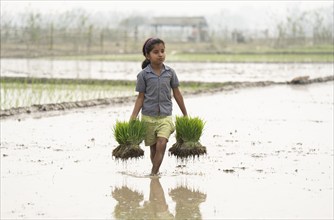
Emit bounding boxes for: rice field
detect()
[0,77,136,110]
[1,59,332,112]
[0,77,225,111]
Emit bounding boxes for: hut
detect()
[149,16,209,42]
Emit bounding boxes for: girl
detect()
[130,37,188,176]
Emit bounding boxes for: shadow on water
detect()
[111,178,207,219]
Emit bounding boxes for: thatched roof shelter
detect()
[149,16,209,42]
[150,16,208,27]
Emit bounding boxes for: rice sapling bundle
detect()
[112,119,146,160]
[169,116,206,158]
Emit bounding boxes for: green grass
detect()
[175,116,205,143]
[113,119,146,145]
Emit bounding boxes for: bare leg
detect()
[150,137,167,175]
[150,144,157,164]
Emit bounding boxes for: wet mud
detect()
[1,81,333,219]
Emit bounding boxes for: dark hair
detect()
[141,37,165,69]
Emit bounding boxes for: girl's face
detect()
[146,43,165,65]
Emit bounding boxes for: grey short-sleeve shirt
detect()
[136,64,179,116]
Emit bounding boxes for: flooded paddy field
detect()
[1,58,333,82]
[1,81,333,219]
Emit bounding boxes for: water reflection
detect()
[112,178,173,219]
[111,178,207,220]
[112,185,144,219]
[143,178,174,219]
[2,59,332,82]
[169,185,207,220]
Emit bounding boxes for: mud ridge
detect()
[0,96,136,118]
[180,75,333,95]
[1,75,333,118]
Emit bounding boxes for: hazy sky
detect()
[1,0,333,16]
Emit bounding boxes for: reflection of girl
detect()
[130,38,188,176]
[111,179,174,220]
[143,178,174,219]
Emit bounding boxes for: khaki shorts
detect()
[141,114,175,146]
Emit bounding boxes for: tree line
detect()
[1,6,333,58]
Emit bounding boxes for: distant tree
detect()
[312,8,333,44]
[118,15,147,51]
[49,22,54,51]
[87,24,93,53]
[275,22,287,48]
[20,11,42,56]
[0,11,13,44]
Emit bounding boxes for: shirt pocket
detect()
[160,74,172,90]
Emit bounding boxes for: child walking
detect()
[130,37,188,176]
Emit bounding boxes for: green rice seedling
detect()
[112,119,146,160]
[169,116,207,158]
[175,116,204,143]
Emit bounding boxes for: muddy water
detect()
[1,83,333,219]
[1,58,333,82]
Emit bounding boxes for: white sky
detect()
[1,0,333,16]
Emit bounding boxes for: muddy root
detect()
[112,144,144,160]
[169,141,207,158]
